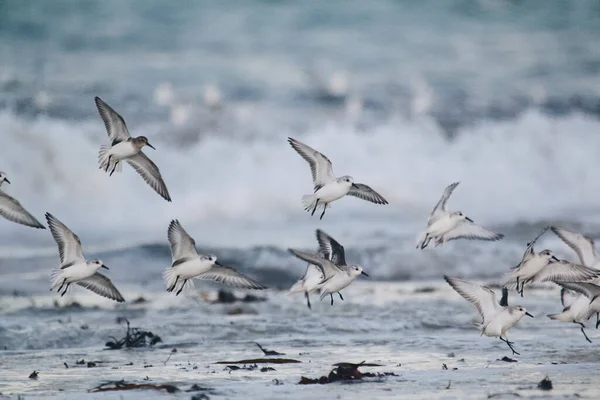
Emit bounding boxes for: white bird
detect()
[0,172,45,229]
[503,227,600,296]
[416,182,503,249]
[288,231,369,306]
[46,213,124,302]
[162,220,267,295]
[556,281,600,333]
[444,276,533,355]
[288,137,388,219]
[547,226,600,342]
[288,249,326,310]
[94,96,172,202]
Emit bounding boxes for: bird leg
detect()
[109,161,118,176]
[176,279,187,296]
[57,279,67,293]
[578,322,592,343]
[596,313,600,329]
[330,293,334,306]
[420,235,432,250]
[519,281,525,297]
[305,292,311,310]
[499,336,520,355]
[515,277,519,294]
[61,283,70,297]
[311,200,319,216]
[168,275,180,292]
[338,292,344,301]
[105,155,112,172]
[319,204,327,220]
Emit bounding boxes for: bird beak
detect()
[465,216,474,223]
[361,271,369,277]
[551,255,559,262]
[525,312,534,318]
[4,178,10,184]
[351,183,359,189]
[146,142,156,150]
[101,265,109,270]
[214,260,223,267]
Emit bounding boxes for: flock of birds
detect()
[2,96,600,355]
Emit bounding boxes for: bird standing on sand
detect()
[46,213,124,302]
[416,182,504,249]
[0,172,45,229]
[287,137,388,220]
[444,275,533,355]
[163,220,267,295]
[94,96,171,202]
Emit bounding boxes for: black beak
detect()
[551,255,559,262]
[101,265,109,270]
[4,178,10,184]
[465,216,474,223]
[361,271,369,277]
[146,143,156,150]
[351,183,359,189]
[214,260,223,267]
[525,312,534,318]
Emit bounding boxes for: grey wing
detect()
[288,248,342,278]
[429,182,460,223]
[94,96,131,145]
[347,183,388,205]
[315,229,346,266]
[167,220,198,263]
[444,275,500,325]
[287,137,335,191]
[516,226,550,268]
[76,273,125,302]
[0,192,45,229]
[441,221,504,242]
[551,226,599,267]
[197,265,267,289]
[126,152,172,202]
[533,260,600,283]
[557,282,600,301]
[45,213,85,267]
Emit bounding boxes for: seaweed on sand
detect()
[298,361,398,384]
[89,380,179,393]
[105,319,162,349]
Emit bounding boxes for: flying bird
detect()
[163,220,267,295]
[46,213,124,302]
[288,137,388,220]
[444,275,533,355]
[94,96,171,202]
[416,182,503,249]
[0,172,45,229]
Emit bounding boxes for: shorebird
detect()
[288,230,369,306]
[556,281,600,335]
[547,226,600,342]
[444,276,533,355]
[503,227,600,296]
[416,182,503,249]
[0,172,45,229]
[163,220,267,295]
[94,96,171,202]
[46,213,124,302]
[288,137,388,220]
[288,249,327,309]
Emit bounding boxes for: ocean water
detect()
[1,0,600,398]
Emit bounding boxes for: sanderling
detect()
[546,226,600,342]
[163,220,267,295]
[288,249,326,310]
[94,97,172,202]
[0,172,45,229]
[46,213,124,302]
[503,227,600,296]
[416,182,503,249]
[556,281,600,332]
[288,230,369,305]
[288,137,388,220]
[444,276,533,355]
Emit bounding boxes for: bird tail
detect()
[98,146,122,175]
[162,268,178,292]
[50,269,66,291]
[288,280,305,294]
[301,194,319,212]
[547,312,571,322]
[415,231,430,249]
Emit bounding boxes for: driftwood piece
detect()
[89,380,179,393]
